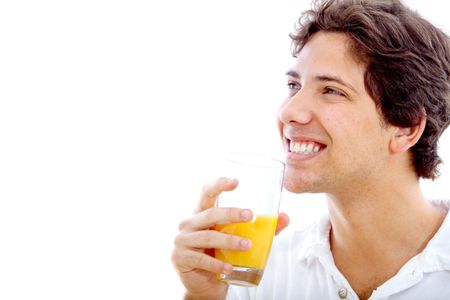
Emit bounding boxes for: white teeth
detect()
[300,143,306,153]
[290,142,321,155]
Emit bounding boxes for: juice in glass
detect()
[214,214,278,286]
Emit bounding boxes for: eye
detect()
[324,87,346,97]
[287,81,301,91]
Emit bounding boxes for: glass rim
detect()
[224,152,285,169]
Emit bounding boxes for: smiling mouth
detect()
[287,140,327,156]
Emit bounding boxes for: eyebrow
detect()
[285,70,359,95]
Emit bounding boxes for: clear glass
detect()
[214,153,285,286]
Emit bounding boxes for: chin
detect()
[284,184,305,194]
[283,176,312,194]
[283,168,324,194]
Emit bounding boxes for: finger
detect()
[172,248,233,275]
[275,212,290,235]
[175,230,252,252]
[195,177,238,213]
[179,207,253,232]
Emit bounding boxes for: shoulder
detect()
[429,199,450,211]
[425,199,450,263]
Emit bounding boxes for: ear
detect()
[390,116,426,153]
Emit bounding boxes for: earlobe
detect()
[390,116,426,153]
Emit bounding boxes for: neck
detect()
[326,171,446,298]
[327,175,443,256]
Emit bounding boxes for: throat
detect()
[329,201,447,300]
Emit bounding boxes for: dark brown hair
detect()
[291,0,450,179]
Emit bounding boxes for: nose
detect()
[278,90,313,125]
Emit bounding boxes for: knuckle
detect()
[225,233,239,248]
[215,177,228,186]
[170,249,178,264]
[173,233,184,247]
[199,230,213,245]
[197,178,230,213]
[226,207,239,220]
[172,250,196,274]
[202,177,226,197]
[192,251,204,267]
[201,182,211,195]
[203,207,222,224]
[170,248,182,267]
[197,252,216,271]
[203,206,216,217]
[177,220,185,232]
[202,180,218,196]
[176,242,222,273]
[178,218,190,232]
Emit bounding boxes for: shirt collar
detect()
[420,199,450,270]
[297,213,331,262]
[372,200,450,298]
[296,199,450,266]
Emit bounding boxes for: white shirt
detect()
[227,199,450,300]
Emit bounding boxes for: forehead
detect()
[292,31,366,88]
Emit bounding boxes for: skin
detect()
[172,178,289,300]
[278,32,446,299]
[279,32,391,196]
[172,31,446,300]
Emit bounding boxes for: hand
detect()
[171,178,289,300]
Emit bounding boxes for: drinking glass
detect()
[214,152,285,286]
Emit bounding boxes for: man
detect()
[172,0,450,299]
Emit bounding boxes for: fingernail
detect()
[240,209,251,221]
[226,178,237,184]
[240,238,251,249]
[223,263,233,274]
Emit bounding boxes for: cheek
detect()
[325,108,371,135]
[320,111,353,139]
[276,101,288,139]
[276,119,283,140]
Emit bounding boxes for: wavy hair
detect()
[290,0,450,179]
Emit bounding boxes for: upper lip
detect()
[283,128,327,146]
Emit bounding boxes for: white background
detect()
[0,1,449,299]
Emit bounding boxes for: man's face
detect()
[278,31,394,194]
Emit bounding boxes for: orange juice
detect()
[214,215,278,270]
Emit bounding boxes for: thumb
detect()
[275,212,290,235]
